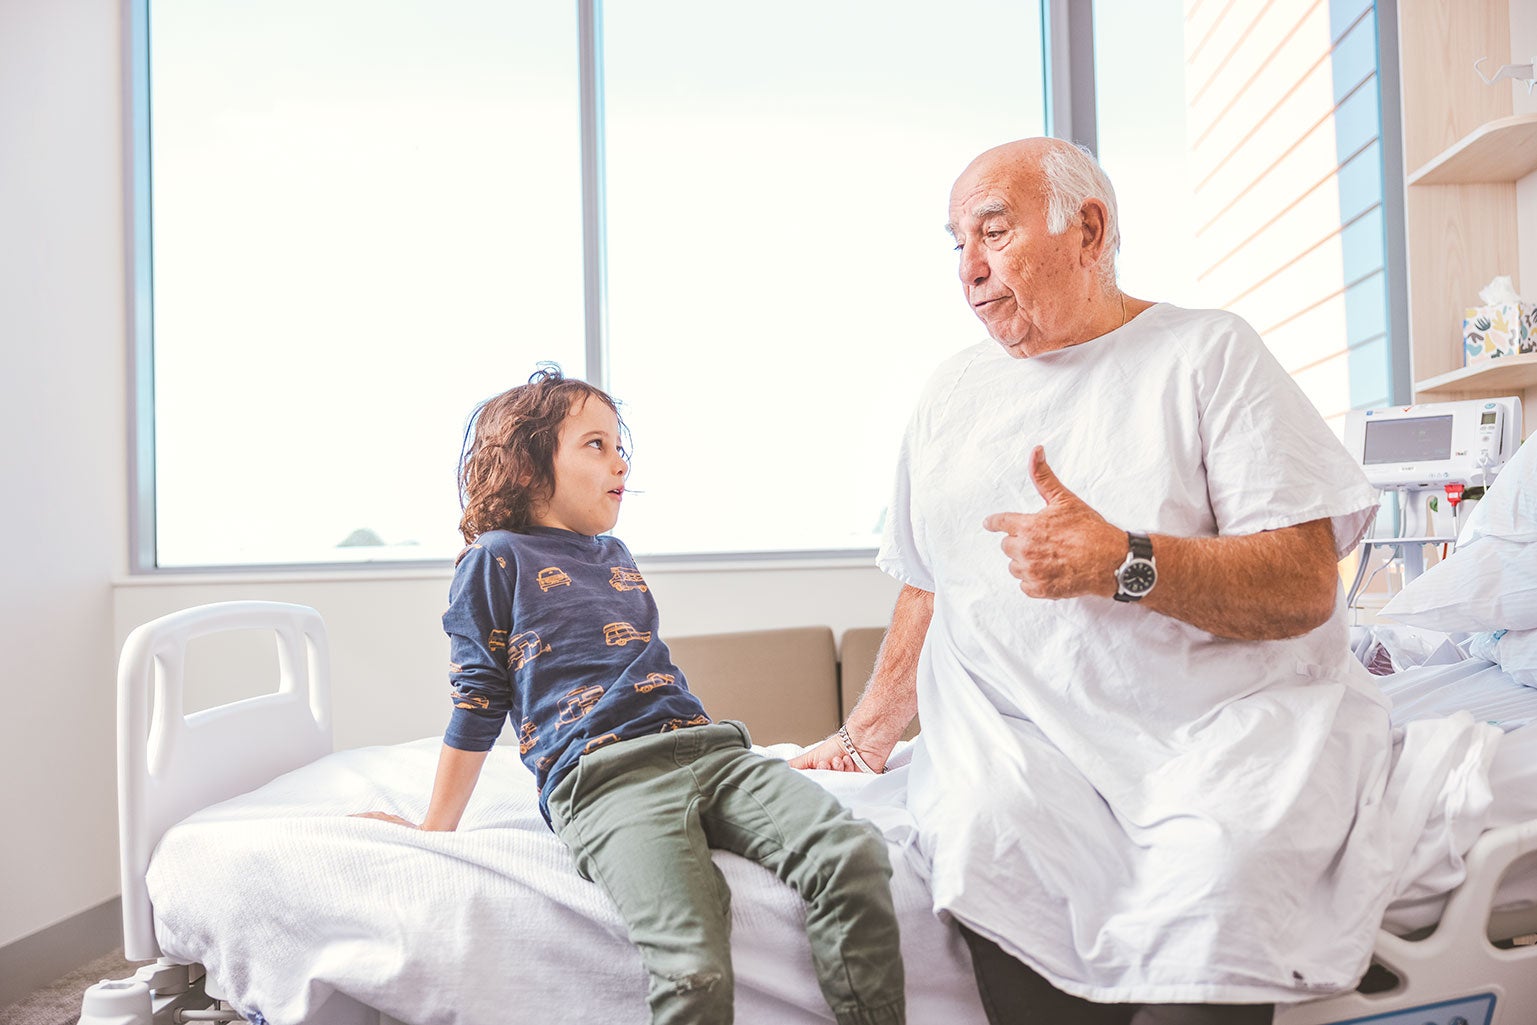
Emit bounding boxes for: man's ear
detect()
[1078,198,1110,267]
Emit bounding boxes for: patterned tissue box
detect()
[1463,302,1537,364]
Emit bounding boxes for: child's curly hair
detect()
[457,365,627,543]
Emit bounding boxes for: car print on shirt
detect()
[557,684,605,725]
[634,672,675,693]
[536,566,571,592]
[507,631,552,670]
[609,567,648,592]
[452,687,490,711]
[517,718,539,755]
[659,714,712,733]
[583,733,620,754]
[487,629,508,652]
[603,622,652,647]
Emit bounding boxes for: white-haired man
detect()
[795,138,1414,1023]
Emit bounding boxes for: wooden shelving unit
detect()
[1398,1,1535,428]
[1408,113,1537,185]
[1415,352,1537,398]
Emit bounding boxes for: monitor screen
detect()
[1362,415,1454,464]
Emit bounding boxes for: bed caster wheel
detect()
[79,978,153,1025]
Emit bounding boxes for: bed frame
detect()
[89,601,1537,1025]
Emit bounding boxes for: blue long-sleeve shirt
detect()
[442,527,710,820]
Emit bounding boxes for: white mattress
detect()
[1377,657,1537,934]
[145,661,1537,1024]
[145,741,986,1025]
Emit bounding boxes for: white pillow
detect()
[1458,437,1537,546]
[1380,536,1537,632]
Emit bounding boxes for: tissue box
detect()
[1463,302,1537,364]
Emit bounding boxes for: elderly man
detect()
[794,138,1406,1023]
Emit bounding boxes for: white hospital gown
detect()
[880,303,1495,1004]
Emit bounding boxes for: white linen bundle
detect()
[1382,436,1537,684]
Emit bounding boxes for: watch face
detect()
[1120,561,1156,595]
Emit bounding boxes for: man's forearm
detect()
[847,584,932,751]
[1141,518,1338,640]
[984,453,1346,642]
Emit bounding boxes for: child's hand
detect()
[351,811,419,828]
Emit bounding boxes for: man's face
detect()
[947,165,1086,359]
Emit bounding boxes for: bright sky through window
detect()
[146,0,1045,565]
[149,1,583,566]
[602,0,1046,555]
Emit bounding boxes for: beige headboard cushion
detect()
[666,626,840,747]
[838,627,920,741]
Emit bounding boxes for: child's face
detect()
[530,397,629,537]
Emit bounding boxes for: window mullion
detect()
[577,0,610,389]
[1041,0,1098,152]
[127,0,158,571]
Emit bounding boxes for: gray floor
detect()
[0,949,143,1025]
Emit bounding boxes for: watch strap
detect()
[1128,532,1152,561]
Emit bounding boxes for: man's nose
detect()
[958,243,988,285]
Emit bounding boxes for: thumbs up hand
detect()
[982,447,1126,600]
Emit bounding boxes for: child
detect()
[362,367,906,1025]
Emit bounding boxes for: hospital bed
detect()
[93,601,1537,1025]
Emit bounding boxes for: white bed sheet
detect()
[1377,657,1537,933]
[145,740,985,1025]
[144,662,1537,1025]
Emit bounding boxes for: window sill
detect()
[114,550,881,586]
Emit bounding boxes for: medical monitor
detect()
[1343,396,1522,491]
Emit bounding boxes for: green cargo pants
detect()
[546,720,906,1025]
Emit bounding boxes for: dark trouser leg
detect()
[1129,1003,1274,1025]
[959,925,1131,1025]
[958,925,1276,1025]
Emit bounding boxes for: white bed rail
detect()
[118,601,333,961]
[1276,815,1537,1024]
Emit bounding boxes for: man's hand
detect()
[789,734,888,774]
[982,446,1125,599]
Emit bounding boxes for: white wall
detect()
[110,563,901,754]
[0,0,130,950]
[0,0,901,952]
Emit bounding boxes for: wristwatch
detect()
[1113,532,1156,603]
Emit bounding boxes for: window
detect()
[145,0,584,566]
[602,0,1045,554]
[135,0,1046,567]
[1093,0,1401,432]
